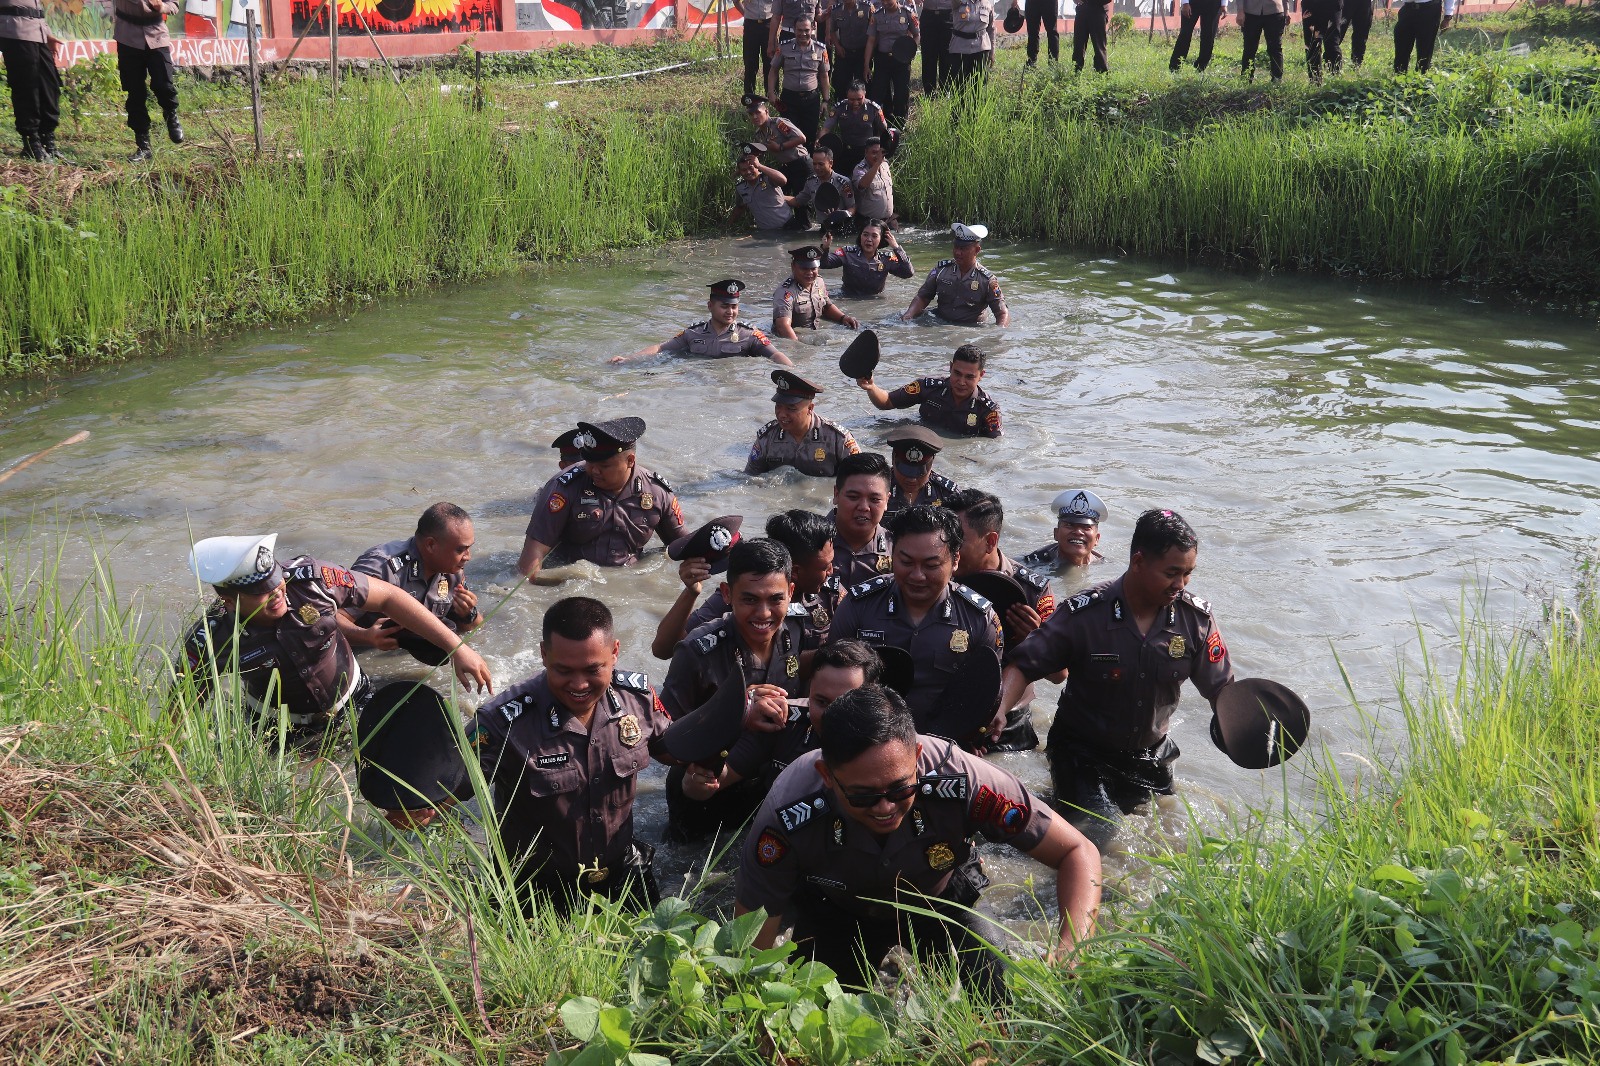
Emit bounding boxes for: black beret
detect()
[357,682,469,811]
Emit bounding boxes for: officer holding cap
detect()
[178,533,492,731]
[745,96,814,226]
[732,142,800,232]
[902,223,1010,326]
[343,502,483,665]
[1022,488,1108,578]
[518,418,689,582]
[615,280,793,366]
[859,342,1003,438]
[773,246,862,340]
[746,369,862,478]
[995,509,1234,848]
[552,428,584,471]
[882,425,962,516]
[769,14,829,147]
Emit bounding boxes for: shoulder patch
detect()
[612,669,650,693]
[952,582,992,611]
[848,574,894,599]
[756,828,789,865]
[691,631,721,655]
[779,790,830,832]
[1181,590,1213,616]
[918,773,969,801]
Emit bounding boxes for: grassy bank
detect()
[5,540,1600,1064]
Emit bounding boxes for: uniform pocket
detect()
[611,745,651,779]
[524,759,583,797]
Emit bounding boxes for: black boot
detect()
[40,132,71,164]
[129,135,153,163]
[164,109,184,145]
[21,134,47,162]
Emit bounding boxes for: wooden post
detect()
[329,0,339,99]
[247,8,264,154]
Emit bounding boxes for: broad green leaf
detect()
[1454,808,1490,830]
[790,960,839,989]
[693,920,720,952]
[1210,1028,1251,1056]
[753,942,797,966]
[1401,949,1442,968]
[1195,1037,1225,1065]
[1395,924,1419,952]
[715,909,766,955]
[1552,920,1585,948]
[647,897,694,930]
[790,999,821,1033]
[705,954,748,976]
[1372,864,1423,888]
[1426,870,1465,903]
[598,1006,634,1053]
[627,1056,672,1066]
[845,1013,890,1056]
[560,996,605,1043]
[722,992,764,1011]
[761,981,801,1006]
[826,994,863,1030]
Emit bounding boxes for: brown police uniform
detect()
[466,669,670,911]
[348,537,478,666]
[915,260,1007,325]
[525,462,688,568]
[884,470,961,516]
[745,414,861,477]
[723,697,815,789]
[736,733,1053,990]
[687,576,842,650]
[757,115,811,165]
[659,319,783,359]
[1021,542,1107,574]
[885,376,1003,437]
[776,37,829,92]
[830,525,892,586]
[773,276,834,330]
[0,0,60,156]
[828,574,1003,724]
[181,558,371,727]
[1008,574,1234,844]
[660,611,809,719]
[984,551,1055,753]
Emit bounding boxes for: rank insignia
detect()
[435,576,449,600]
[756,829,788,866]
[832,818,845,846]
[297,604,320,625]
[787,655,800,677]
[618,714,642,747]
[547,493,567,514]
[812,607,831,629]
[967,413,978,426]
[1168,636,1186,659]
[875,555,892,572]
[950,630,969,653]
[640,493,654,510]
[925,843,955,871]
[1207,631,1226,663]
[814,447,826,461]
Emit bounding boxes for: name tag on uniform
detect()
[860,629,886,643]
[1090,653,1120,663]
[536,753,570,769]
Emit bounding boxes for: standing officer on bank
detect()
[829,505,1002,726]
[773,245,862,339]
[1169,0,1226,73]
[113,0,184,162]
[829,451,894,585]
[746,369,862,477]
[1392,0,1454,74]
[1022,488,1109,576]
[344,502,483,665]
[0,0,62,162]
[614,280,792,365]
[901,224,1010,326]
[827,4,875,105]
[1071,0,1111,73]
[858,342,1003,437]
[180,533,492,730]
[1024,0,1060,65]
[518,418,689,582]
[1236,0,1287,83]
[994,509,1235,848]
[948,0,996,86]
[882,425,962,516]
[864,0,917,124]
[1301,0,1342,83]
[734,686,1102,992]
[770,15,829,148]
[1339,0,1374,68]
[734,0,776,97]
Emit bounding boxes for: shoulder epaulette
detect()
[848,574,894,599]
[1062,589,1103,614]
[1181,590,1213,616]
[649,471,674,492]
[918,772,969,801]
[935,258,954,269]
[498,690,540,725]
[823,573,842,594]
[787,601,809,617]
[758,418,780,437]
[690,629,723,656]
[284,562,318,583]
[556,468,581,486]
[612,669,650,693]
[1011,562,1046,590]
[932,472,959,491]
[951,582,992,611]
[779,790,832,832]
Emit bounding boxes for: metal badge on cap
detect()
[951,222,989,243]
[1051,488,1107,525]
[189,533,281,590]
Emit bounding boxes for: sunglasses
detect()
[841,782,919,807]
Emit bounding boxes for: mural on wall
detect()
[290,0,502,35]
[515,0,677,30]
[43,0,267,65]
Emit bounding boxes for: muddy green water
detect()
[4,232,1597,934]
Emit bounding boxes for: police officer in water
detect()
[745,369,862,478]
[993,509,1235,848]
[1022,489,1108,581]
[343,502,483,665]
[518,418,689,582]
[881,425,962,516]
[733,684,1101,993]
[180,534,492,732]
[613,280,792,365]
[901,223,1010,326]
[857,342,1003,438]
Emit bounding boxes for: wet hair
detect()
[1131,509,1199,561]
[543,596,614,644]
[813,146,834,162]
[944,488,1003,537]
[727,537,793,585]
[886,504,963,556]
[812,639,883,686]
[952,343,988,371]
[819,684,917,767]
[834,451,892,494]
[417,501,471,540]
[847,78,868,94]
[766,510,835,561]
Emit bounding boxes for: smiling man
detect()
[829,451,894,586]
[343,502,483,665]
[773,245,861,340]
[858,343,1003,438]
[901,223,1009,326]
[613,279,791,366]
[995,509,1235,848]
[733,684,1102,994]
[1022,488,1108,578]
[745,369,861,478]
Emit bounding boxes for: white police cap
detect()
[1051,489,1107,526]
[189,533,282,591]
[951,222,989,244]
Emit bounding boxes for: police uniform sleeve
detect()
[724,727,777,780]
[658,328,692,354]
[349,545,390,581]
[794,175,820,206]
[838,177,856,212]
[745,326,782,361]
[642,684,676,761]
[821,248,845,269]
[985,273,1007,320]
[654,482,689,546]
[1009,598,1080,682]
[772,283,794,322]
[883,381,923,410]
[524,470,574,544]
[963,753,1055,851]
[916,264,941,302]
[659,642,702,720]
[886,249,915,279]
[735,798,802,914]
[839,426,861,456]
[304,559,371,611]
[744,436,770,475]
[827,587,865,640]
[464,698,517,793]
[1191,608,1235,705]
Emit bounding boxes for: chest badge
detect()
[967,413,978,427]
[618,714,642,747]
[296,604,320,625]
[875,555,892,573]
[813,447,826,461]
[639,493,654,511]
[434,576,449,600]
[926,843,955,871]
[950,630,970,653]
[811,607,831,629]
[787,654,800,678]
[1168,636,1186,659]
[969,280,979,290]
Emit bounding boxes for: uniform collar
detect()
[887,581,954,622]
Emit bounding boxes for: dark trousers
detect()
[1169,0,1223,71]
[832,46,866,100]
[1393,0,1442,74]
[921,9,953,92]
[1340,0,1373,66]
[744,18,773,95]
[781,88,822,145]
[118,43,179,139]
[663,763,769,844]
[791,858,1008,998]
[778,156,814,225]
[1047,735,1179,851]
[868,53,912,124]
[949,48,991,87]
[0,37,61,140]
[1240,12,1285,82]
[987,702,1041,754]
[1071,0,1109,73]
[1026,0,1060,62]
[1301,0,1343,81]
